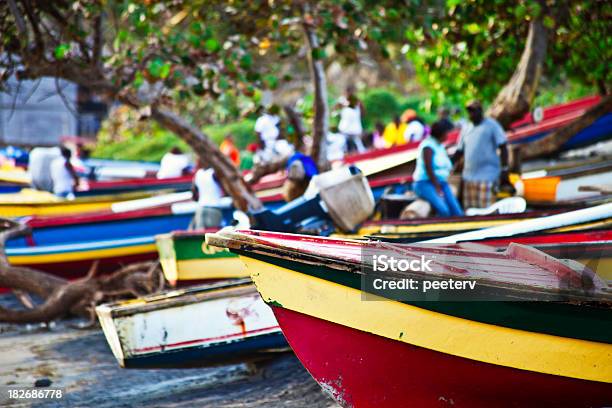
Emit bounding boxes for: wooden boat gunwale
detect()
[103,278,254,317]
[206,230,610,302]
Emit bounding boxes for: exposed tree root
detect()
[0,218,166,324]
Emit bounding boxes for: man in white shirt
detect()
[157,147,190,179]
[402,109,426,143]
[338,93,365,153]
[29,146,60,192]
[191,164,224,229]
[50,146,79,199]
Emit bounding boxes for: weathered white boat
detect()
[96,279,287,368]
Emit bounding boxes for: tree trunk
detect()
[247,157,290,186]
[488,18,548,129]
[149,107,262,211]
[284,104,305,152]
[302,4,329,171]
[521,94,612,160]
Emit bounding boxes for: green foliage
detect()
[203,120,256,150]
[361,88,436,130]
[361,89,399,129]
[533,80,595,107]
[92,105,256,162]
[93,127,190,162]
[404,0,610,107]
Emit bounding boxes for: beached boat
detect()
[159,209,611,287]
[156,230,246,286]
[207,228,612,407]
[77,174,193,196]
[252,95,609,191]
[154,212,533,287]
[514,160,612,204]
[4,198,199,281]
[6,235,158,278]
[7,204,193,249]
[96,279,287,369]
[0,189,168,217]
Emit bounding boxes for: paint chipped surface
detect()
[318,376,352,408]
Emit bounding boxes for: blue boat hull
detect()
[121,332,288,369]
[8,213,193,249]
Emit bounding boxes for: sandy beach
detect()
[0,311,336,408]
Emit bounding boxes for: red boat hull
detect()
[273,307,612,407]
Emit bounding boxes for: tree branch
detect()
[7,0,27,37]
[302,2,329,170]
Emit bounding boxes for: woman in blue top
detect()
[412,121,463,217]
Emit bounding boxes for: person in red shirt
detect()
[220,134,241,167]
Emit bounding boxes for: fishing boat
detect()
[6,235,158,278]
[0,189,169,217]
[76,174,193,197]
[8,205,191,250]
[156,230,246,286]
[251,95,609,191]
[96,279,287,369]
[158,208,611,287]
[153,213,535,287]
[359,209,562,240]
[514,160,612,204]
[207,227,612,407]
[3,200,200,284]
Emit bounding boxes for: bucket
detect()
[317,168,375,232]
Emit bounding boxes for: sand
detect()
[0,318,337,408]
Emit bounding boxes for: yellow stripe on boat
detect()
[355,219,525,236]
[169,258,248,282]
[243,257,612,383]
[1,202,114,217]
[0,189,161,217]
[8,244,156,264]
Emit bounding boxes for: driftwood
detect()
[0,218,166,324]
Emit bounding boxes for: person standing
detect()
[338,93,365,153]
[157,147,190,179]
[436,107,454,131]
[413,121,463,217]
[50,146,79,199]
[254,105,281,150]
[191,161,224,229]
[454,100,509,209]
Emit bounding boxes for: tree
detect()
[404,0,610,126]
[198,0,417,170]
[1,0,417,196]
[1,0,272,209]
